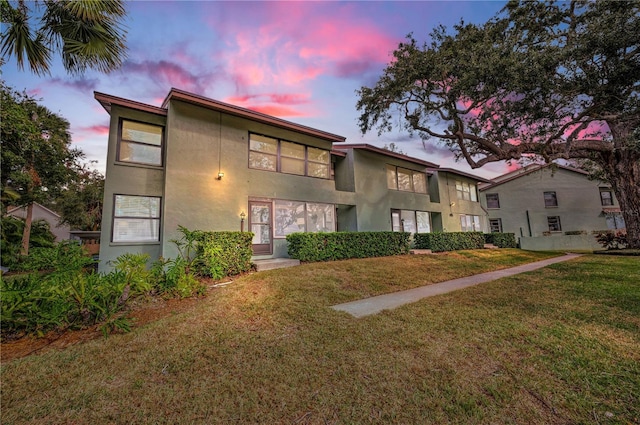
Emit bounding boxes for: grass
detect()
[1,249,639,424]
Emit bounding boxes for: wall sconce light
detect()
[240,212,246,232]
[217,172,224,180]
[449,202,455,207]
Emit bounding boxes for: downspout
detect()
[526,210,532,237]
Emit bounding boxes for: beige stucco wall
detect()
[431,170,488,232]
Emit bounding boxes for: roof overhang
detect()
[427,167,491,183]
[162,88,346,144]
[333,143,440,169]
[94,92,167,116]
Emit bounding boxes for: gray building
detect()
[95,89,490,271]
[479,164,624,250]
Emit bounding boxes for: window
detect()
[605,213,625,230]
[456,181,478,202]
[486,193,500,209]
[489,218,503,233]
[600,188,613,206]
[460,214,481,232]
[547,216,562,232]
[386,165,428,194]
[544,191,558,207]
[274,200,335,237]
[118,120,163,166]
[249,133,330,179]
[112,195,161,243]
[391,209,431,233]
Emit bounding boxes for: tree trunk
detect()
[21,202,34,256]
[599,136,640,249]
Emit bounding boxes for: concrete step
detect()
[254,258,301,272]
[484,244,499,249]
[410,249,433,255]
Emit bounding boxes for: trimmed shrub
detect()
[483,232,517,248]
[195,231,254,279]
[286,231,410,262]
[414,232,485,252]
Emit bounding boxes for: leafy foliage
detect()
[195,231,254,279]
[287,232,410,262]
[1,0,128,76]
[55,164,104,231]
[414,232,485,252]
[595,230,628,250]
[483,232,517,248]
[357,0,640,248]
[1,216,55,268]
[0,82,82,254]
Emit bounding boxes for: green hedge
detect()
[286,232,410,262]
[195,231,254,279]
[414,232,485,252]
[483,232,517,248]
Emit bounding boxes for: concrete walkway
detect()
[331,253,582,318]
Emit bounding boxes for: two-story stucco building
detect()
[95,88,490,271]
[479,164,625,250]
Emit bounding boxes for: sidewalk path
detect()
[331,253,582,318]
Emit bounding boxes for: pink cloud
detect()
[211,2,398,94]
[121,60,206,94]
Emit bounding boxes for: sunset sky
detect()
[4,0,512,178]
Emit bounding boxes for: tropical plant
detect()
[1,0,128,76]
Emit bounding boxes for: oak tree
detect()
[357,0,640,247]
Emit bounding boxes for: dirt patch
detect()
[1,294,206,363]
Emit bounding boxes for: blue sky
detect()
[3,0,511,178]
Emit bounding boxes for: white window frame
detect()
[460,214,481,232]
[112,195,161,243]
[456,181,478,202]
[386,165,428,194]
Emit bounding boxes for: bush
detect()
[483,232,517,248]
[15,240,95,273]
[1,217,56,269]
[595,230,628,250]
[195,231,254,279]
[150,257,206,298]
[286,232,410,262]
[414,232,485,252]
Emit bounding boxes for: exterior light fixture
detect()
[217,172,224,180]
[240,212,246,232]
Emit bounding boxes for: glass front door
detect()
[249,201,272,255]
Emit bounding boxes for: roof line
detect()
[428,167,492,183]
[479,163,590,190]
[333,143,440,168]
[163,88,346,143]
[6,202,62,219]
[94,91,167,116]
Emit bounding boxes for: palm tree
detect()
[1,0,127,76]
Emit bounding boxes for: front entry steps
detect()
[254,258,301,272]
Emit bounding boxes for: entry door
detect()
[249,201,272,255]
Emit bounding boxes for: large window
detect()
[544,191,558,207]
[274,200,334,237]
[456,181,478,202]
[486,193,500,209]
[386,165,427,194]
[600,188,614,206]
[118,120,163,166]
[460,214,481,232]
[249,133,330,179]
[391,209,431,233]
[605,213,626,230]
[112,195,161,243]
[547,216,562,232]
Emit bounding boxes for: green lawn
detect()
[2,250,639,424]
